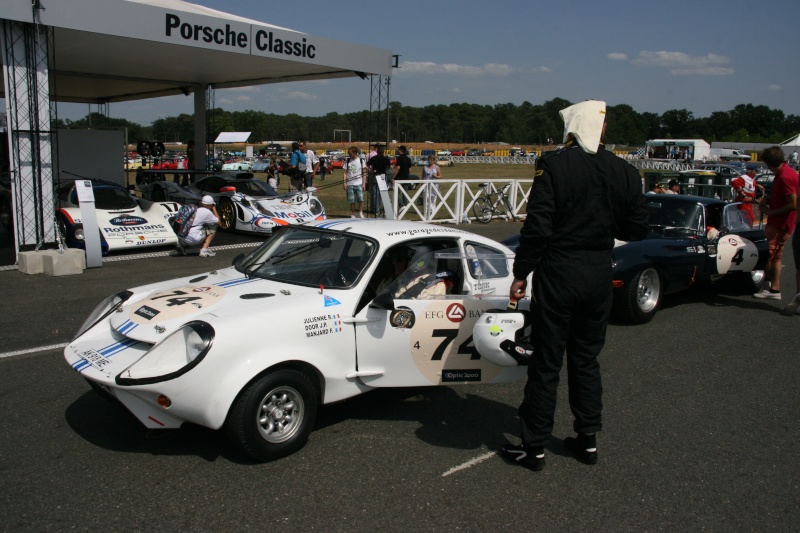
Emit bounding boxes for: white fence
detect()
[391,179,531,223]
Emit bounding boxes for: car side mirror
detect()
[232,252,245,268]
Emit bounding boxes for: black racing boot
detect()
[563,433,598,465]
[499,443,545,471]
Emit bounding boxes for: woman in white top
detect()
[422,156,442,213]
[342,146,367,218]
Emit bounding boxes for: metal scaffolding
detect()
[2,20,57,253]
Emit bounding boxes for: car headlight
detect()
[74,224,85,240]
[73,290,133,340]
[115,321,214,386]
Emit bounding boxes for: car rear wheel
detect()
[619,267,662,324]
[226,369,319,462]
[218,199,235,230]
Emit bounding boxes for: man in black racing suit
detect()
[500,100,649,471]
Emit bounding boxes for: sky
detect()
[55,0,800,125]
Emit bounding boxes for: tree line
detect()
[57,99,800,148]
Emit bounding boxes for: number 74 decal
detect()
[413,329,481,361]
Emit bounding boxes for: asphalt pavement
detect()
[1,219,798,531]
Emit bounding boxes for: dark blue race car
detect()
[503,194,769,324]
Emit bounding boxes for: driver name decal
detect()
[303,314,343,337]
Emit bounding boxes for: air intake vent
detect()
[189,275,208,283]
[240,293,275,300]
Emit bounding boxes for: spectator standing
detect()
[176,195,219,258]
[367,146,391,216]
[790,150,799,166]
[319,156,327,181]
[754,146,799,300]
[288,142,307,191]
[500,100,649,471]
[392,145,413,207]
[300,141,319,189]
[422,155,442,214]
[343,146,367,218]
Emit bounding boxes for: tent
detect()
[780,134,800,146]
[645,139,710,160]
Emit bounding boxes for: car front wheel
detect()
[619,266,662,324]
[226,369,319,462]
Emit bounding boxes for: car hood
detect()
[109,267,318,344]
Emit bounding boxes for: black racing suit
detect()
[512,141,649,448]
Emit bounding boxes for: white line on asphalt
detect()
[0,343,69,359]
[441,451,497,477]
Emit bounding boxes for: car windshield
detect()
[228,180,272,196]
[646,200,704,233]
[236,227,376,289]
[78,186,138,210]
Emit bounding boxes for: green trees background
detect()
[58,100,800,147]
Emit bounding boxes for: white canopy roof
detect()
[1,0,393,103]
[780,134,800,146]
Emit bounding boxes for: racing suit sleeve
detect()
[512,164,555,280]
[616,165,649,242]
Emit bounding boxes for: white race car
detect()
[56,180,180,254]
[139,173,324,234]
[64,220,529,461]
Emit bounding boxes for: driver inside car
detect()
[375,246,456,300]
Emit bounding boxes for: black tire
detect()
[0,197,12,230]
[618,267,662,324]
[226,369,319,462]
[150,186,166,202]
[218,198,235,231]
[472,198,493,223]
[740,269,768,293]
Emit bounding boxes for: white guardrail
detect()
[391,179,530,223]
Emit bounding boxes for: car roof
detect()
[305,219,505,248]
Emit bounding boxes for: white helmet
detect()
[472,311,532,367]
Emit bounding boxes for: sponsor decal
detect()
[128,285,226,325]
[109,215,148,226]
[728,237,739,246]
[408,301,508,384]
[134,305,161,321]
[135,239,167,245]
[193,286,212,293]
[442,369,482,383]
[390,307,416,329]
[273,210,314,219]
[103,224,166,233]
[446,303,466,323]
[324,295,341,307]
[303,314,344,338]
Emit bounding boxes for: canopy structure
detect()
[214,132,251,143]
[1,0,393,104]
[780,134,800,147]
[1,0,394,259]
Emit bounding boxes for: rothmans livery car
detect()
[64,220,529,461]
[56,180,180,254]
[139,172,324,234]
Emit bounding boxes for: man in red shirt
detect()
[754,146,799,301]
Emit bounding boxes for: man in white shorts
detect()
[177,195,219,257]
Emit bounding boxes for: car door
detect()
[710,203,764,276]
[351,240,520,387]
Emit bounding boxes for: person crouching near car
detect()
[177,195,219,257]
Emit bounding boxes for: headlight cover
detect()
[116,321,214,386]
[73,290,133,340]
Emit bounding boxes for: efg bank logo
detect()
[165,13,317,59]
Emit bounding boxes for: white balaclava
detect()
[559,100,606,154]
